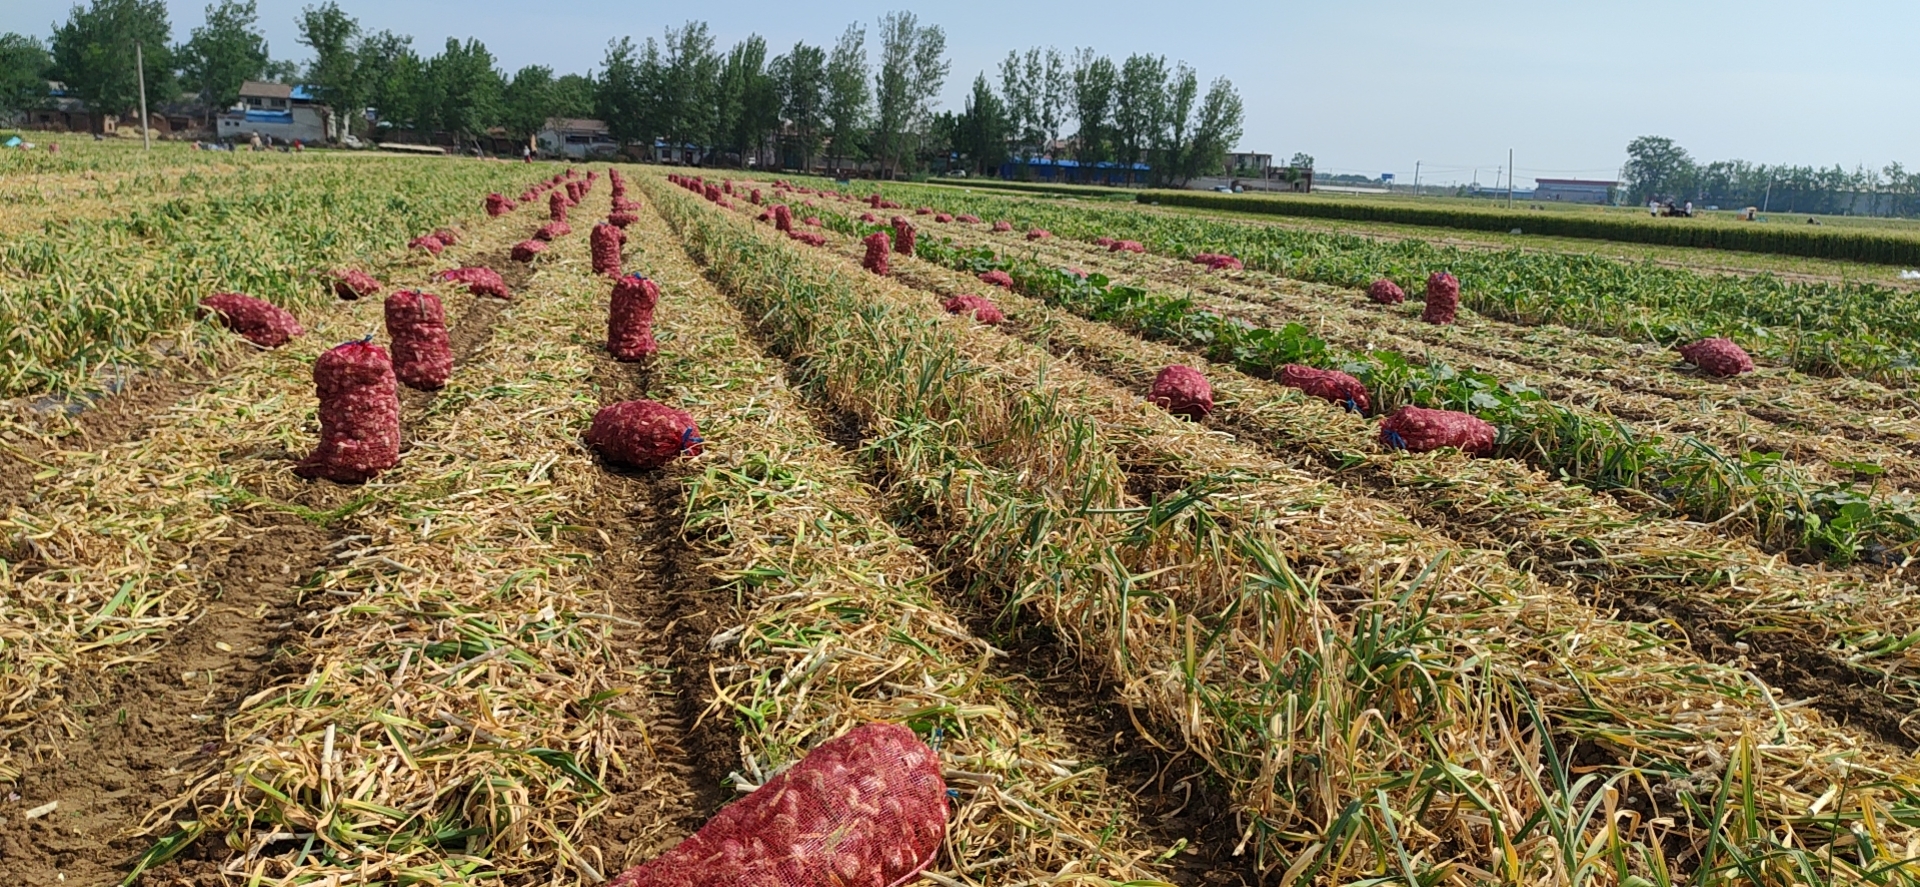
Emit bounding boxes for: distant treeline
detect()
[1623,136,1920,217]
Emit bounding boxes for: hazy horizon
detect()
[6,0,1915,188]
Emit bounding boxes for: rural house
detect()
[1534,178,1619,204]
[216,81,330,144]
[538,118,619,159]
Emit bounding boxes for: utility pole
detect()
[135,43,150,151]
[1507,147,1515,208]
[1414,161,1421,195]
[1763,171,1775,213]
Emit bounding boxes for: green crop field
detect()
[5,145,1920,886]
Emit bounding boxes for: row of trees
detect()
[1623,136,1920,217]
[2,0,1245,183]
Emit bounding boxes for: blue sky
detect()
[7,0,1915,186]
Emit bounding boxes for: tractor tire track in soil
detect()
[1,374,207,519]
[0,512,333,887]
[721,282,1252,887]
[887,260,1920,751]
[569,312,734,875]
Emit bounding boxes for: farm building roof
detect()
[543,118,610,135]
[1534,178,1619,186]
[239,81,293,100]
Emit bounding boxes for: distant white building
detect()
[1534,178,1618,204]
[538,118,619,159]
[217,81,330,144]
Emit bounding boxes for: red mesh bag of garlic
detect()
[384,290,451,391]
[943,294,1005,325]
[332,269,382,301]
[1379,405,1495,455]
[1422,272,1460,325]
[591,222,626,276]
[441,267,510,300]
[587,399,701,470]
[607,272,661,361]
[773,204,794,233]
[198,293,304,347]
[605,723,947,887]
[511,239,547,262]
[1150,365,1214,420]
[407,234,444,255]
[862,232,891,275]
[535,220,572,241]
[549,190,569,223]
[992,220,1013,232]
[1367,279,1405,305]
[1277,364,1370,414]
[891,218,916,256]
[485,193,512,216]
[1678,337,1754,377]
[294,338,401,482]
[978,270,1013,289]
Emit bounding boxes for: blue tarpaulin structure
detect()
[997,157,1151,186]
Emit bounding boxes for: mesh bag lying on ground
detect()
[485,193,514,216]
[942,294,1004,325]
[511,240,547,263]
[332,269,382,301]
[294,339,400,482]
[407,234,444,255]
[1027,228,1052,241]
[788,231,827,247]
[992,220,1013,232]
[608,273,661,361]
[978,270,1013,289]
[1422,272,1459,325]
[535,221,572,242]
[587,399,701,470]
[1277,364,1370,414]
[1367,279,1405,305]
[441,267,510,300]
[1378,405,1495,455]
[1678,337,1754,377]
[198,293,304,348]
[607,723,947,887]
[1150,365,1214,420]
[385,290,451,391]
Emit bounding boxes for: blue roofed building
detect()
[217,81,332,145]
[998,156,1152,187]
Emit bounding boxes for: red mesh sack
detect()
[868,194,883,208]
[933,213,953,223]
[608,273,661,362]
[485,193,512,217]
[1422,272,1459,325]
[1678,337,1754,377]
[788,231,827,247]
[992,220,1013,232]
[408,234,444,255]
[1094,237,1116,248]
[592,223,626,276]
[943,294,1004,325]
[511,239,547,262]
[1192,253,1242,271]
[441,267,510,300]
[804,216,822,228]
[978,270,1013,289]
[332,269,382,301]
[860,212,879,223]
[915,206,932,215]
[606,723,946,887]
[199,293,304,348]
[385,290,452,391]
[432,227,460,246]
[608,209,639,228]
[1277,364,1370,414]
[294,339,400,483]
[1379,405,1495,455]
[752,188,763,205]
[774,204,794,233]
[957,214,980,224]
[704,183,722,202]
[891,218,916,256]
[587,399,701,470]
[1150,365,1214,421]
[1027,228,1052,241]
[535,220,572,241]
[862,232,891,275]
[550,191,569,223]
[1110,240,1145,253]
[1367,279,1405,305]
